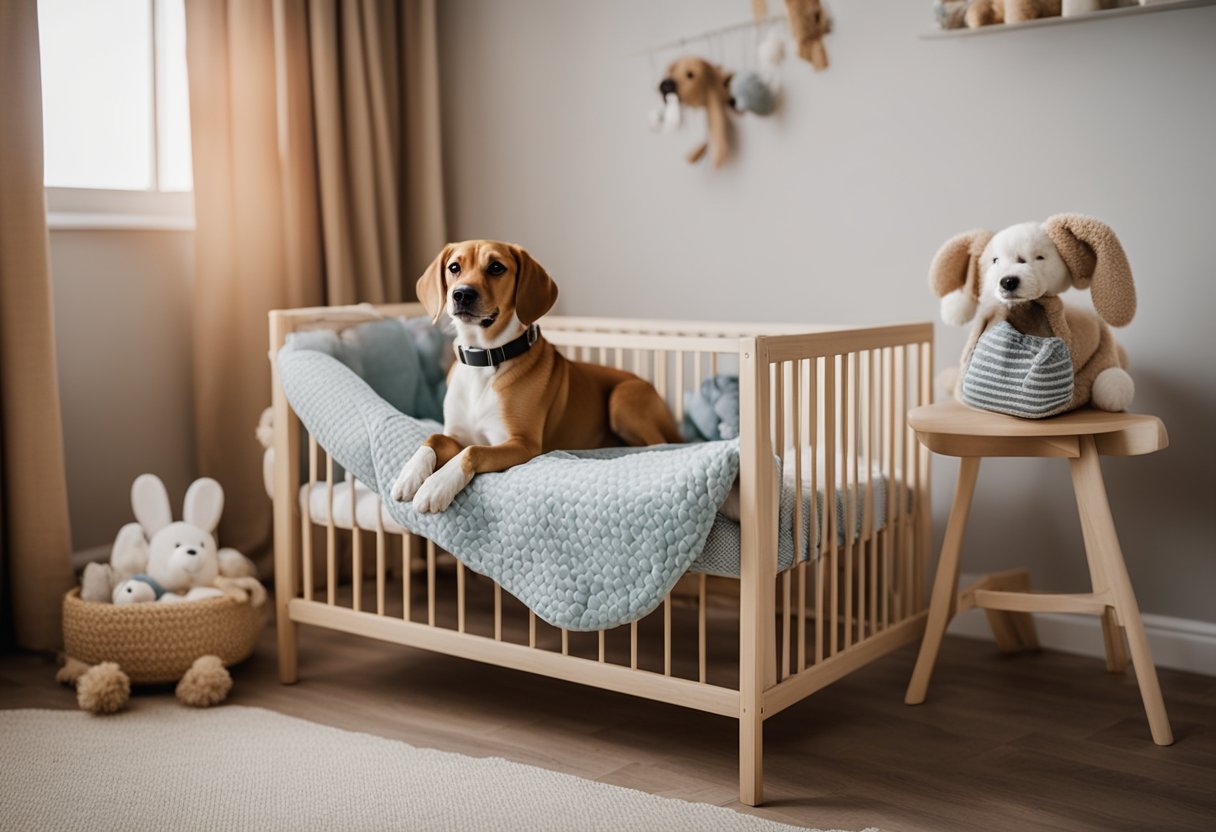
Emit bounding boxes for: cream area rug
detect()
[0,705,868,832]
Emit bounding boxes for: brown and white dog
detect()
[391,240,682,512]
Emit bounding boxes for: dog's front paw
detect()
[412,455,473,513]
[391,447,436,502]
[1091,367,1134,412]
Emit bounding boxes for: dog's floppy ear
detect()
[512,246,558,325]
[928,229,993,326]
[415,244,454,324]
[1044,214,1136,327]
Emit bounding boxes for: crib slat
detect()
[675,351,685,423]
[918,339,934,613]
[401,534,412,622]
[792,360,805,673]
[427,538,437,627]
[898,344,909,620]
[869,349,879,636]
[494,583,503,641]
[562,628,569,656]
[851,352,861,644]
[457,561,466,633]
[350,475,362,613]
[825,355,838,657]
[529,611,537,648]
[304,434,317,601]
[326,453,336,606]
[810,358,823,665]
[375,498,386,616]
[630,621,638,670]
[655,350,667,398]
[599,630,606,663]
[870,347,880,632]
[663,593,672,676]
[884,347,895,628]
[698,573,707,683]
[842,356,853,650]
[694,352,703,388]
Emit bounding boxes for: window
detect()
[38,0,194,229]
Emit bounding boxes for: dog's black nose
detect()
[658,78,677,97]
[186,548,198,556]
[451,286,478,307]
[999,276,1020,292]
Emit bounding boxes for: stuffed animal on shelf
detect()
[929,214,1137,417]
[965,0,1062,27]
[784,0,831,70]
[80,474,260,604]
[658,56,734,167]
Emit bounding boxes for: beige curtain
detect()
[0,3,76,651]
[185,0,446,569]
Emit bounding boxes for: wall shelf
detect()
[920,0,1215,39]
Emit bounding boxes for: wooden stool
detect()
[903,400,1173,746]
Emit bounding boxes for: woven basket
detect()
[62,588,267,684]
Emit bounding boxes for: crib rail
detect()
[270,305,932,803]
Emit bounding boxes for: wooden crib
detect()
[269,303,934,805]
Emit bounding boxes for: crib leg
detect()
[270,312,301,685]
[740,699,764,806]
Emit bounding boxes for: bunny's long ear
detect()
[1044,214,1136,327]
[928,229,993,326]
[511,245,558,325]
[183,478,224,535]
[415,244,454,324]
[131,474,173,537]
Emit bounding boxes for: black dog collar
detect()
[456,324,540,368]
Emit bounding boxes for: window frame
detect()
[41,0,195,232]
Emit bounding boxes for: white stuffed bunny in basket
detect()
[82,474,259,604]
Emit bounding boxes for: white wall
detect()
[437,1,1216,622]
[49,230,197,557]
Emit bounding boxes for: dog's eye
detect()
[447,262,460,275]
[1016,256,1026,264]
[1035,255,1045,260]
[686,70,695,79]
[486,261,506,277]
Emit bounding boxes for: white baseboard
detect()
[948,577,1216,677]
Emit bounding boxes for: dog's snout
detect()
[451,285,478,307]
[999,276,1020,292]
[658,78,677,97]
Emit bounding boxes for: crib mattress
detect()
[298,467,895,579]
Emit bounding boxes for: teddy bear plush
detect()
[929,213,1137,417]
[966,0,1062,27]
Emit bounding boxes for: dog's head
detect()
[659,56,727,109]
[416,240,559,343]
[930,215,1136,327]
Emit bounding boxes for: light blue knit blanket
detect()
[280,346,747,630]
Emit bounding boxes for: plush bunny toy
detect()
[81,474,258,604]
[930,213,1137,417]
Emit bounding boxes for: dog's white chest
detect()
[444,364,509,447]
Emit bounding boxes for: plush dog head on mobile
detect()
[658,56,732,167]
[929,214,1137,328]
[416,240,558,345]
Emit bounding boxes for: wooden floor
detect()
[3,616,1214,831]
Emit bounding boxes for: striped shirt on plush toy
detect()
[961,321,1074,419]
